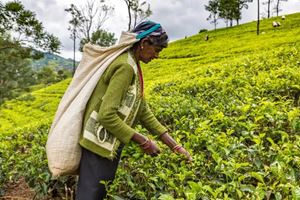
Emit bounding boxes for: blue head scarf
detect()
[132,21,168,47]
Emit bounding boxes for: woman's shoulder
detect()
[104,51,135,79]
[109,50,136,73]
[112,51,134,66]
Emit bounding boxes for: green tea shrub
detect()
[199,29,208,33]
[105,47,300,199]
[0,123,77,198]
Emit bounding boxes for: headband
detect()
[136,23,162,40]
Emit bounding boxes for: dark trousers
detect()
[76,145,124,200]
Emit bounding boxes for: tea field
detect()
[0,13,300,199]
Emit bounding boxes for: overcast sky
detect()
[8,0,300,60]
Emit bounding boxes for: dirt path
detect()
[1,177,35,200]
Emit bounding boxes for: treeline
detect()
[205,0,289,30]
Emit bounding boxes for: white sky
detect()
[6,0,300,60]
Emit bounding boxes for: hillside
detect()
[31,52,78,71]
[0,13,299,199]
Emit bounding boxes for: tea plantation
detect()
[0,13,300,199]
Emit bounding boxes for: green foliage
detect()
[205,0,219,29]
[79,29,117,51]
[65,3,83,40]
[205,0,249,27]
[123,0,153,31]
[65,1,114,51]
[0,0,62,103]
[0,13,300,199]
[0,36,35,104]
[0,36,69,104]
[0,1,60,53]
[199,29,208,33]
[35,61,71,84]
[65,1,114,73]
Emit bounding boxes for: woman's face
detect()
[139,41,163,63]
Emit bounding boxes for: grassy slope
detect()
[0,13,300,199]
[143,13,300,89]
[0,80,70,135]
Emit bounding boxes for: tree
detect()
[257,0,260,35]
[78,0,115,49]
[263,0,273,18]
[205,0,220,30]
[79,29,117,51]
[79,0,114,42]
[65,1,115,74]
[35,62,71,84]
[217,0,252,27]
[0,1,60,53]
[123,0,152,31]
[132,1,152,28]
[235,0,253,25]
[218,0,235,27]
[0,1,61,103]
[0,36,36,104]
[274,0,288,17]
[65,4,84,75]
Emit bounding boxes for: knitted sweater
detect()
[79,50,167,157]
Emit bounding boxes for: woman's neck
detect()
[132,45,141,63]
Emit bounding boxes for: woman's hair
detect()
[132,21,169,48]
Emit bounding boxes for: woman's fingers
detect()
[142,140,161,156]
[176,147,193,162]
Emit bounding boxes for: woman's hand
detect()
[173,145,193,162]
[131,133,160,156]
[140,139,161,156]
[159,132,192,162]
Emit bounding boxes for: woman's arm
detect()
[139,98,192,161]
[138,97,168,136]
[97,63,161,155]
[97,64,136,144]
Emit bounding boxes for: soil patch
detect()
[1,177,35,200]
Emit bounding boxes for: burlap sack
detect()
[46,32,138,177]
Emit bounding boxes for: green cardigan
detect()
[79,50,167,157]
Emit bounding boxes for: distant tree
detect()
[0,1,61,103]
[36,65,58,84]
[78,0,114,42]
[205,0,220,30]
[132,1,152,28]
[65,4,84,75]
[235,0,253,25]
[35,61,71,85]
[257,0,260,35]
[65,1,115,74]
[79,29,117,51]
[218,0,252,27]
[0,1,60,53]
[35,61,71,84]
[218,0,235,27]
[263,0,273,18]
[57,69,71,81]
[274,0,288,17]
[123,0,152,31]
[0,36,35,104]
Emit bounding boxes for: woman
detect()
[77,21,192,200]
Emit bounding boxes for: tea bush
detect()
[0,13,299,199]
